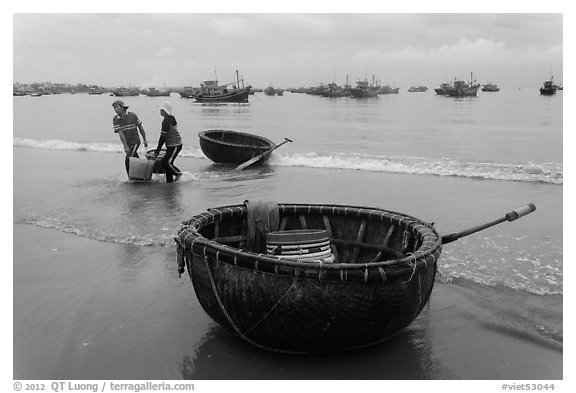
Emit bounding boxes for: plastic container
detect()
[266,229,335,263]
[128,157,155,181]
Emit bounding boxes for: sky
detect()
[12,11,564,90]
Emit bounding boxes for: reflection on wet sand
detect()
[179,306,451,380]
[199,164,277,203]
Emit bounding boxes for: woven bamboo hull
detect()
[176,203,442,353]
[198,130,274,165]
[190,255,436,353]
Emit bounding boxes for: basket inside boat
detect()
[266,229,335,263]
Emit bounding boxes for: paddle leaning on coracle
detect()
[174,201,535,354]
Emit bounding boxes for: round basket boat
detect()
[175,202,442,354]
[198,130,274,165]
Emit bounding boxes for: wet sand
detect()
[13,223,562,380]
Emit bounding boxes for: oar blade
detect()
[235,138,292,170]
[236,155,263,170]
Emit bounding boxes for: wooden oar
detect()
[236,138,293,170]
[441,203,536,244]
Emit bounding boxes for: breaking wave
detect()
[14,137,562,185]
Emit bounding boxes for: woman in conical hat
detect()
[153,101,183,183]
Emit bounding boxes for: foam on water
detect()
[437,235,563,296]
[14,137,122,153]
[121,171,201,184]
[14,137,562,185]
[18,216,175,247]
[14,137,206,159]
[274,152,562,184]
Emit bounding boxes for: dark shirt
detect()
[160,115,182,147]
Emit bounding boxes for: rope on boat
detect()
[412,273,423,321]
[401,252,418,284]
[180,224,199,245]
[201,250,305,355]
[243,279,298,335]
[377,266,387,282]
[175,239,185,277]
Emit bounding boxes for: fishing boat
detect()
[142,87,171,97]
[378,85,400,94]
[408,86,428,92]
[174,201,535,353]
[434,83,451,95]
[321,79,352,97]
[112,87,140,97]
[324,87,352,97]
[350,80,379,98]
[307,84,327,96]
[178,87,199,98]
[481,82,500,92]
[445,73,481,97]
[198,130,274,165]
[540,77,557,95]
[264,86,276,96]
[322,86,350,97]
[194,70,251,103]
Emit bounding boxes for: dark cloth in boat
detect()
[245,200,280,253]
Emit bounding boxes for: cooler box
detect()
[128,157,155,181]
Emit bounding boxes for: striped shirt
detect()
[113,112,142,146]
[161,115,182,147]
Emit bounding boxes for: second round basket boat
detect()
[198,130,274,165]
[175,202,442,354]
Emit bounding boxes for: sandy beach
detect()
[13,222,562,380]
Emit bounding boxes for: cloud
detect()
[12,13,563,88]
[156,46,175,58]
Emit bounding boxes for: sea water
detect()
[13,90,563,298]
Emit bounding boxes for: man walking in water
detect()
[112,100,148,176]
